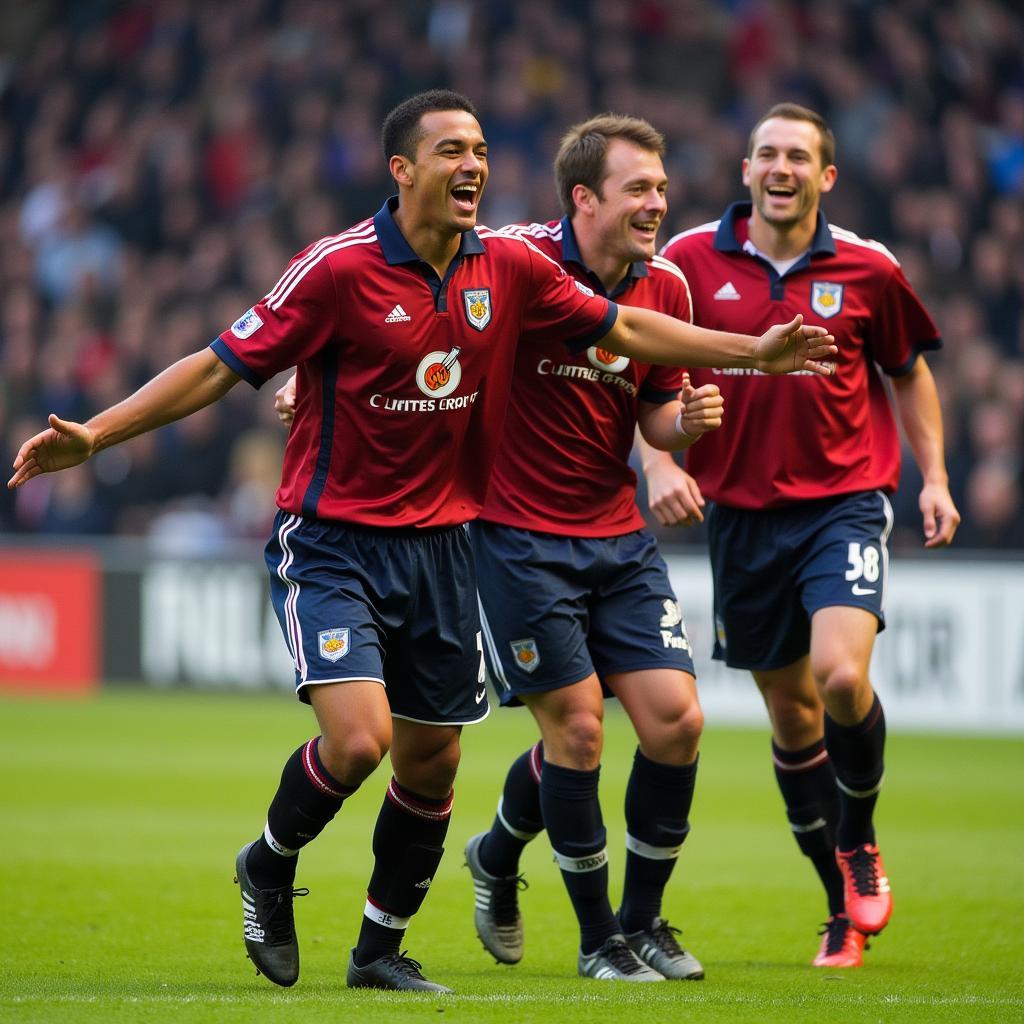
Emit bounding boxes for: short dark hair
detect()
[554,114,666,218]
[381,89,479,163]
[747,103,836,168]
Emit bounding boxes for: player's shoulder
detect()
[827,223,901,271]
[660,220,720,256]
[478,222,565,273]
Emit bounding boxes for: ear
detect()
[741,157,751,188]
[390,154,414,189]
[571,183,597,216]
[819,163,838,195]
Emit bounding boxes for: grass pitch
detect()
[2,689,1022,1023]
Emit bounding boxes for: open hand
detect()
[754,314,837,376]
[8,415,96,489]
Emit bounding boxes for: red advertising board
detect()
[0,551,101,694]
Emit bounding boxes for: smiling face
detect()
[583,138,668,266]
[391,108,489,237]
[743,116,837,234]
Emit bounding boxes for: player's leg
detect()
[810,605,892,936]
[464,740,542,963]
[525,679,663,981]
[708,502,860,965]
[236,513,394,986]
[346,719,461,993]
[752,661,861,966]
[801,492,894,937]
[345,522,485,993]
[607,667,704,980]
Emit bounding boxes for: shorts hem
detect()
[391,706,491,726]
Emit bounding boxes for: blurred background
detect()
[0,0,1022,553]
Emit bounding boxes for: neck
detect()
[393,206,462,278]
[575,234,631,293]
[746,208,818,261]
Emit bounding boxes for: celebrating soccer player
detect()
[655,103,960,968]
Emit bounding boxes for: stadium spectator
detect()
[658,102,960,968]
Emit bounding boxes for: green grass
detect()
[1,689,1022,1023]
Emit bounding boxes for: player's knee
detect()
[555,710,603,769]
[766,692,821,747]
[818,662,868,710]
[319,732,387,785]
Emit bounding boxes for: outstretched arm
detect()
[602,309,836,376]
[890,358,960,548]
[8,348,240,488]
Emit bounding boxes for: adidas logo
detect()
[385,303,412,323]
[713,281,741,300]
[414,876,433,889]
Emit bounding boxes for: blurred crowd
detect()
[0,0,1022,553]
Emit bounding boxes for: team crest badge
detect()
[810,281,844,319]
[510,638,540,673]
[318,628,350,662]
[463,288,492,331]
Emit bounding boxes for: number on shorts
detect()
[845,542,880,582]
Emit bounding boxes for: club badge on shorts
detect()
[318,628,350,662]
[463,288,492,331]
[810,281,844,319]
[510,638,540,673]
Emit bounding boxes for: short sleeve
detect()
[211,252,338,389]
[870,264,941,376]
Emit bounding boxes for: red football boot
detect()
[812,913,867,968]
[837,843,893,935]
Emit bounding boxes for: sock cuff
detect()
[497,795,542,841]
[540,760,600,799]
[528,741,544,783]
[632,747,699,786]
[303,738,356,799]
[825,694,885,737]
[364,896,411,930]
[625,830,687,860]
[772,737,830,772]
[387,778,454,821]
[552,845,608,873]
[264,822,300,857]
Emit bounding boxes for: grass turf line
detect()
[2,688,1022,1023]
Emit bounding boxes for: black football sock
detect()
[479,742,543,876]
[619,749,697,933]
[540,760,618,954]
[353,778,453,966]
[826,694,886,851]
[772,738,845,916]
[246,737,355,889]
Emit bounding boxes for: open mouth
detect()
[631,219,660,237]
[765,184,797,200]
[450,182,479,212]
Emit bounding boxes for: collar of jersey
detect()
[558,215,648,299]
[714,202,836,259]
[374,196,487,266]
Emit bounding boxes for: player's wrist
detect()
[674,410,696,438]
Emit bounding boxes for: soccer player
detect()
[278,114,719,983]
[656,102,960,968]
[8,90,836,994]
[466,116,715,983]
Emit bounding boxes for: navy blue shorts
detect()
[265,511,489,724]
[707,491,892,670]
[471,521,695,706]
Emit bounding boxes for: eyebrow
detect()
[433,136,488,150]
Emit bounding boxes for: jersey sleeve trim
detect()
[882,337,943,378]
[565,301,619,353]
[210,337,266,389]
[638,384,679,404]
